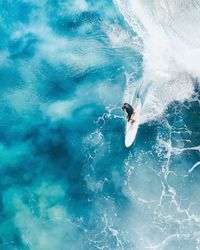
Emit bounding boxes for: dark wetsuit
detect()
[122,103,134,121]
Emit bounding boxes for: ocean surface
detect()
[0,0,200,249]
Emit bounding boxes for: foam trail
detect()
[188,161,200,174]
[123,74,143,105]
[115,0,198,123]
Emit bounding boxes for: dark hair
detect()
[123,103,128,105]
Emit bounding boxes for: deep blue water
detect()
[0,0,200,249]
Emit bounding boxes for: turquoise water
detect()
[0,0,200,249]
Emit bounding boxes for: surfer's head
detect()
[122,103,129,110]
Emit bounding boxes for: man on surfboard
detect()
[122,103,135,123]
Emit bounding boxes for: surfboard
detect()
[125,98,142,147]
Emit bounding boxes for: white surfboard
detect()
[125,98,142,147]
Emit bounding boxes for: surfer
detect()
[122,103,135,123]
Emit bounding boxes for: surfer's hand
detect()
[131,119,135,124]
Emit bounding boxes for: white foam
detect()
[115,0,199,123]
[104,23,142,53]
